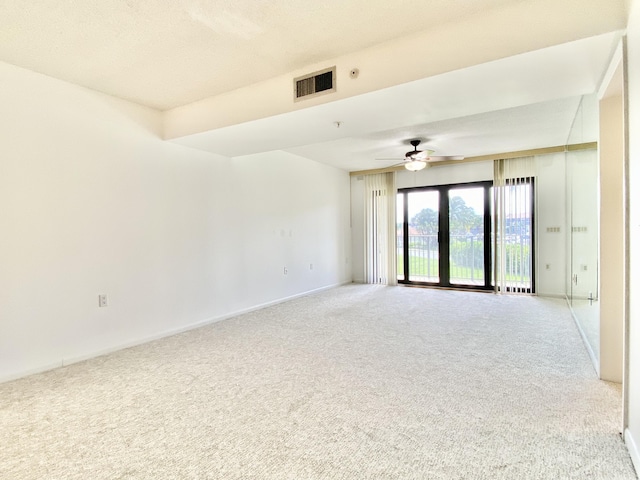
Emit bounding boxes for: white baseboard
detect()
[537,293,567,299]
[1,282,349,385]
[625,428,640,476]
[0,362,63,385]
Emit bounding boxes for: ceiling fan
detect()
[379,139,464,171]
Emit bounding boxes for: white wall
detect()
[233,150,352,306]
[396,161,493,190]
[625,0,640,470]
[351,158,568,297]
[0,61,351,382]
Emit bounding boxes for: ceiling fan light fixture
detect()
[404,160,427,171]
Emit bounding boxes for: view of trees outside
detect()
[447,189,485,283]
[411,195,484,236]
[411,207,438,234]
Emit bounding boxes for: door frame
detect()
[398,180,493,291]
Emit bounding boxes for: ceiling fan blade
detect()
[412,150,434,160]
[368,161,408,168]
[427,155,465,162]
[371,159,414,168]
[374,137,464,166]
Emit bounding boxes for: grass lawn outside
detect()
[398,254,530,283]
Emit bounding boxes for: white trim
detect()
[0,282,349,385]
[598,41,623,100]
[0,362,63,385]
[624,428,640,476]
[537,293,566,299]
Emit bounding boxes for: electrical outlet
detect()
[309,263,313,270]
[283,266,288,275]
[98,294,108,307]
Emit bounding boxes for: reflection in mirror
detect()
[566,94,599,365]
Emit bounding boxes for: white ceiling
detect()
[0,0,626,172]
[0,0,519,110]
[174,32,617,171]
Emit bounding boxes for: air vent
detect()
[294,66,336,101]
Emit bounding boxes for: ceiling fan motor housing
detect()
[407,139,423,159]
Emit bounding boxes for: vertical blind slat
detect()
[364,173,397,285]
[493,157,535,294]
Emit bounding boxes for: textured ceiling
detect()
[0,0,531,109]
[0,0,625,172]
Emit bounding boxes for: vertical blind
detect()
[493,157,536,293]
[364,172,397,285]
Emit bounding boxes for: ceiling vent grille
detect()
[294,66,336,101]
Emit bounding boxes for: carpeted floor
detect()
[0,285,637,479]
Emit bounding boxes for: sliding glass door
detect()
[398,181,492,290]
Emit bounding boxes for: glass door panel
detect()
[396,194,405,281]
[448,187,485,285]
[407,190,439,283]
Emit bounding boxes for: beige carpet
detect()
[0,285,637,479]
